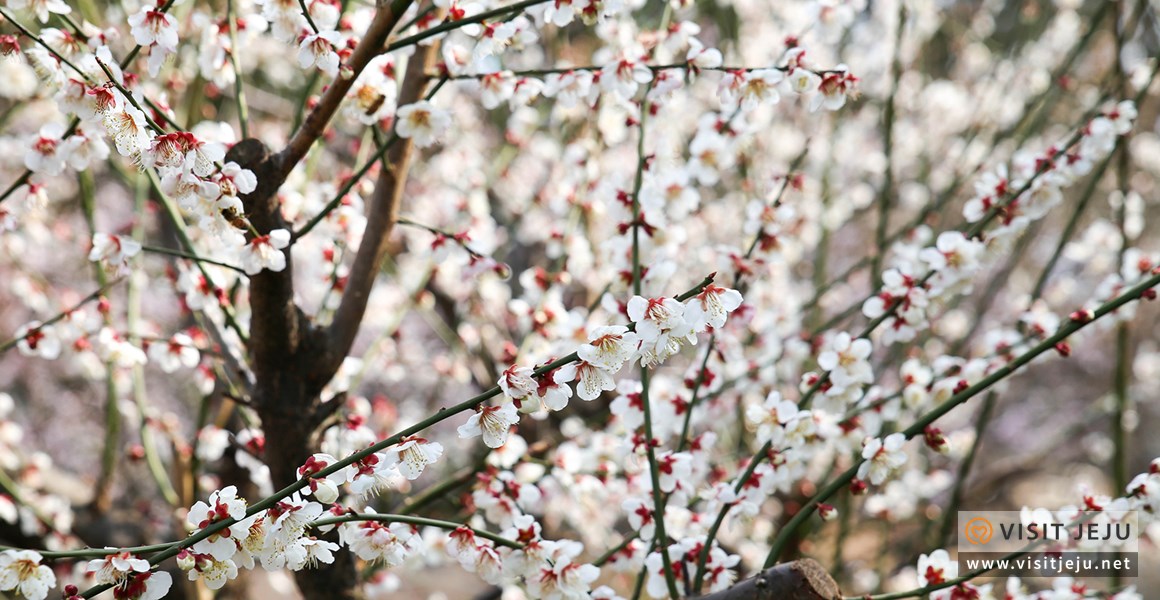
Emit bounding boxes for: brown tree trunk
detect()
[229,140,363,600]
[220,4,435,598]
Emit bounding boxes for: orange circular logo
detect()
[964,517,994,545]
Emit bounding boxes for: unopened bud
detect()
[1069,309,1093,323]
[850,479,868,496]
[924,426,949,455]
[0,35,19,56]
[800,372,820,393]
[817,503,838,521]
[312,478,340,504]
[176,549,196,571]
[1054,342,1071,357]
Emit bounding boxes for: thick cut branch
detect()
[277,0,412,178]
[696,559,840,600]
[324,33,439,374]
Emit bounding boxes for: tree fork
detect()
[227,139,359,599]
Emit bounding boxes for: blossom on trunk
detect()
[241,229,291,275]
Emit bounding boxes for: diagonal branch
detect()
[277,0,413,180]
[323,27,441,376]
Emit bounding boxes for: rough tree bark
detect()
[222,1,434,597]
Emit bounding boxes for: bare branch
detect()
[324,31,440,373]
[277,0,413,179]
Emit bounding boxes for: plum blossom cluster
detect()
[468,284,742,450]
[862,103,1138,346]
[4,10,278,276]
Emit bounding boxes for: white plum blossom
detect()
[644,545,686,598]
[0,2,1155,600]
[102,94,153,158]
[687,132,733,186]
[543,70,596,108]
[524,367,573,413]
[187,486,250,560]
[186,555,238,590]
[858,433,908,485]
[89,232,142,276]
[386,436,444,480]
[15,321,62,360]
[147,332,200,372]
[556,360,616,401]
[341,517,415,565]
[784,66,821,95]
[601,56,653,99]
[113,570,172,600]
[721,69,783,111]
[297,453,355,503]
[684,284,743,331]
[916,549,956,586]
[395,101,451,148]
[524,540,600,599]
[810,67,858,112]
[60,128,111,170]
[86,551,150,585]
[498,365,539,402]
[655,451,693,493]
[264,493,324,541]
[578,325,640,371]
[458,403,520,448]
[7,0,71,23]
[348,452,398,497]
[685,39,722,70]
[24,123,67,175]
[129,5,179,48]
[920,232,984,276]
[241,229,291,275]
[129,5,179,75]
[298,30,343,76]
[745,391,811,446]
[817,332,873,391]
[0,550,55,600]
[627,295,695,366]
[623,497,656,540]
